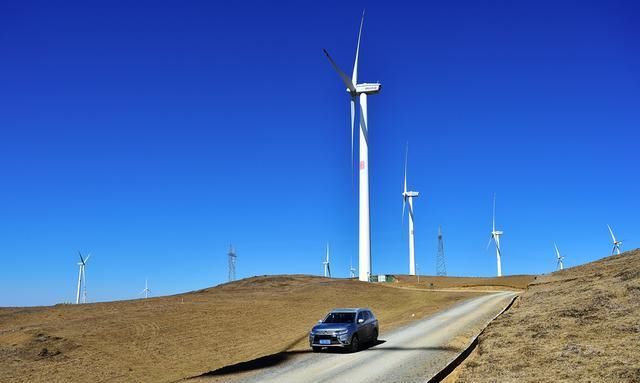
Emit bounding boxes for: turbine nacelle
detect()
[403,191,419,198]
[347,83,382,95]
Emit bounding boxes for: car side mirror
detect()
[358,318,364,324]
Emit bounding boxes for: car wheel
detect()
[350,335,360,352]
[312,346,321,353]
[372,328,378,343]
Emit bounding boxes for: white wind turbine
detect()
[324,11,381,282]
[554,243,565,271]
[402,144,420,275]
[487,194,504,277]
[141,278,151,299]
[608,225,622,255]
[349,256,356,278]
[323,243,331,278]
[75,252,90,304]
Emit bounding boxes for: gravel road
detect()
[200,291,516,383]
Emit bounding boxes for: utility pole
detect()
[436,226,447,276]
[228,245,237,282]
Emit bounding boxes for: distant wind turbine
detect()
[323,243,331,278]
[402,143,420,275]
[349,256,356,278]
[487,194,504,277]
[141,278,151,299]
[608,225,622,255]
[324,10,381,282]
[75,252,90,304]
[554,243,565,271]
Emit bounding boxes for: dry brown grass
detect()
[0,274,493,383]
[393,274,535,291]
[454,249,640,383]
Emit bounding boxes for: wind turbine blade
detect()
[402,143,408,224]
[486,235,493,250]
[78,251,84,264]
[84,254,91,264]
[350,97,355,177]
[323,49,356,93]
[402,196,406,223]
[404,142,408,194]
[607,225,617,243]
[492,193,496,232]
[352,10,365,86]
[326,243,330,263]
[554,243,560,259]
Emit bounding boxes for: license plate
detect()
[319,339,331,345]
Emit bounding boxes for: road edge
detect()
[425,293,519,383]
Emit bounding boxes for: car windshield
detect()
[323,312,356,323]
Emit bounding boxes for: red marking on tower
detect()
[360,161,365,170]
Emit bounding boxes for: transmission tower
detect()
[228,245,237,282]
[436,226,447,276]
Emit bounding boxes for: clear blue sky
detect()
[1,1,638,306]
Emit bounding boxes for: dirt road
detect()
[196,292,516,383]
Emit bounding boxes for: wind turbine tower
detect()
[436,226,447,276]
[75,252,90,304]
[323,243,332,278]
[324,11,381,282]
[608,225,622,255]
[554,243,565,271]
[487,194,504,277]
[228,245,237,282]
[402,144,420,275]
[141,278,151,299]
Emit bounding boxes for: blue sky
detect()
[1,1,638,306]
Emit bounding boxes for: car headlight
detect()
[336,330,349,335]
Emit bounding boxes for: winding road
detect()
[198,292,516,383]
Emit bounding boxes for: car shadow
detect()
[320,339,463,353]
[367,339,387,349]
[194,334,311,378]
[199,349,312,377]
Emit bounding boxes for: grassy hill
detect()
[393,274,535,291]
[453,249,640,382]
[0,274,505,383]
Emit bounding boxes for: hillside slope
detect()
[0,275,486,383]
[393,274,534,290]
[455,249,640,382]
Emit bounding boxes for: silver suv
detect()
[309,308,379,352]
